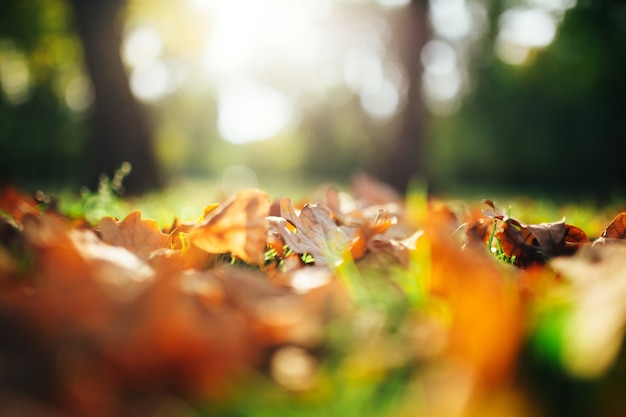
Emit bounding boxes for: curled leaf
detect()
[189,189,272,264]
[601,212,626,239]
[482,203,588,267]
[269,198,355,266]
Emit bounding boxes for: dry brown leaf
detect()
[269,198,355,266]
[99,211,172,260]
[189,189,272,264]
[0,186,40,222]
[71,228,156,302]
[102,268,257,399]
[351,173,402,205]
[214,266,348,347]
[601,212,626,239]
[482,205,588,267]
[7,214,116,335]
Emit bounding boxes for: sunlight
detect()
[202,0,329,79]
[123,25,187,102]
[499,7,557,48]
[129,61,172,102]
[429,0,472,40]
[495,38,531,66]
[64,74,94,112]
[421,40,457,77]
[202,0,266,77]
[360,79,400,121]
[422,69,462,115]
[0,43,31,105]
[375,0,411,8]
[421,40,462,115]
[495,7,558,66]
[531,0,577,14]
[219,164,258,196]
[343,45,405,122]
[343,47,384,96]
[216,79,296,144]
[122,26,162,68]
[196,0,332,143]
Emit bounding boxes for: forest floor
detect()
[1,174,626,417]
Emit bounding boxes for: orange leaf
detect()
[428,228,523,386]
[189,189,272,264]
[601,212,626,239]
[0,186,39,222]
[99,211,172,260]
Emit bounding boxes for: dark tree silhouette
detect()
[377,0,430,194]
[70,0,162,194]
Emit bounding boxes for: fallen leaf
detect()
[482,204,588,267]
[0,186,40,222]
[427,222,524,386]
[189,189,272,264]
[600,212,626,239]
[351,172,403,206]
[549,243,626,378]
[99,211,172,260]
[269,198,355,266]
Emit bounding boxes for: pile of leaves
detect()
[1,176,626,417]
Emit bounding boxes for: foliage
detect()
[2,176,626,416]
[3,0,624,196]
[0,0,89,187]
[430,2,626,196]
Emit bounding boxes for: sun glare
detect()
[196,0,334,143]
[495,1,576,66]
[216,79,296,144]
[0,43,31,105]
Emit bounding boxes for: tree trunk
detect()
[70,0,162,194]
[378,0,429,194]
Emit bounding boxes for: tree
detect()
[377,0,430,194]
[0,0,87,188]
[69,0,162,193]
[430,0,626,197]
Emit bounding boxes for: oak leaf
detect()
[482,203,588,267]
[268,198,355,266]
[189,189,272,264]
[99,211,172,260]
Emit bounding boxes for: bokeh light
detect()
[0,42,31,105]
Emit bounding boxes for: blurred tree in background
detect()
[376,0,429,193]
[0,0,624,198]
[428,0,626,198]
[0,0,88,188]
[70,0,162,193]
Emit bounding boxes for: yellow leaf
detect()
[189,189,272,264]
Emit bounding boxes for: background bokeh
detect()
[1,0,625,199]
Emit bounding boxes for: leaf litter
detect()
[1,180,626,416]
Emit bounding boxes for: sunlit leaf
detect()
[99,211,172,260]
[269,197,355,266]
[189,189,272,264]
[600,212,626,239]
